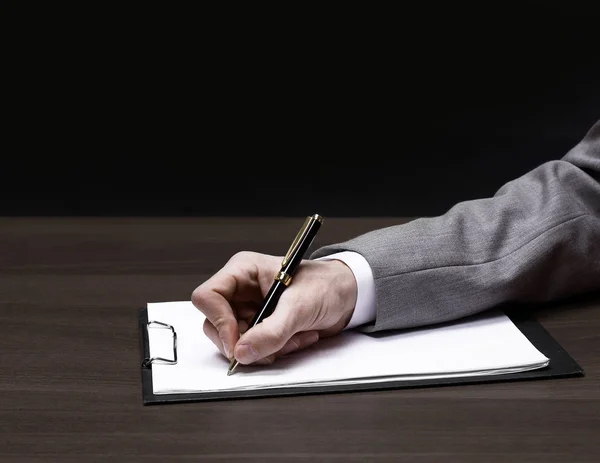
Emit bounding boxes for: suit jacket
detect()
[311,120,600,332]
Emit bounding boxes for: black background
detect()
[2,4,599,218]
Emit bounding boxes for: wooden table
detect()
[1,218,599,462]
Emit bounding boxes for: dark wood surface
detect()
[1,218,599,462]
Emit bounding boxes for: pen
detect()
[227,213,324,375]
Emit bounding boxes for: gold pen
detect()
[228,214,324,375]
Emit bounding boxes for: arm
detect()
[193,120,599,365]
[312,120,600,332]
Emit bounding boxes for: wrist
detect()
[325,259,358,329]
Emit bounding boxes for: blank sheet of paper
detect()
[147,301,549,394]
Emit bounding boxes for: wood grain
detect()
[1,218,599,462]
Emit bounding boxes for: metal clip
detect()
[142,320,178,368]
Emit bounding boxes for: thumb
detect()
[233,301,301,364]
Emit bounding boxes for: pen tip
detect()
[227,359,238,376]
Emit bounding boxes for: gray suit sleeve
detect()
[311,120,600,332]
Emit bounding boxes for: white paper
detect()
[146,301,549,394]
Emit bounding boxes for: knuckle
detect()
[202,319,213,337]
[228,250,254,264]
[213,314,232,332]
[191,287,207,308]
[192,288,234,332]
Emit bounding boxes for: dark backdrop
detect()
[2,5,599,217]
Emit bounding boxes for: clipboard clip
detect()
[142,320,178,368]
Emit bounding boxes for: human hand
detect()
[191,251,357,365]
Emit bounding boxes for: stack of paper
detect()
[146,301,549,395]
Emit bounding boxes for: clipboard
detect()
[138,307,584,405]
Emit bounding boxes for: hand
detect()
[191,251,357,365]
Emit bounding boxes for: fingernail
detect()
[221,340,231,359]
[280,338,300,356]
[307,331,319,344]
[236,343,260,363]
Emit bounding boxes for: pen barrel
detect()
[247,214,322,330]
[281,218,322,277]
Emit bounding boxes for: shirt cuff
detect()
[315,251,376,329]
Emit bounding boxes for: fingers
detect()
[192,252,276,359]
[202,319,227,357]
[231,300,259,322]
[277,331,320,356]
[234,329,320,365]
[192,263,252,359]
[254,354,276,365]
[192,283,239,359]
[193,254,344,367]
[233,300,303,364]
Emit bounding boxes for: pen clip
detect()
[281,216,312,267]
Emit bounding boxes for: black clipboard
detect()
[138,307,584,405]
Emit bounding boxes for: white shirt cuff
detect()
[315,251,376,329]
